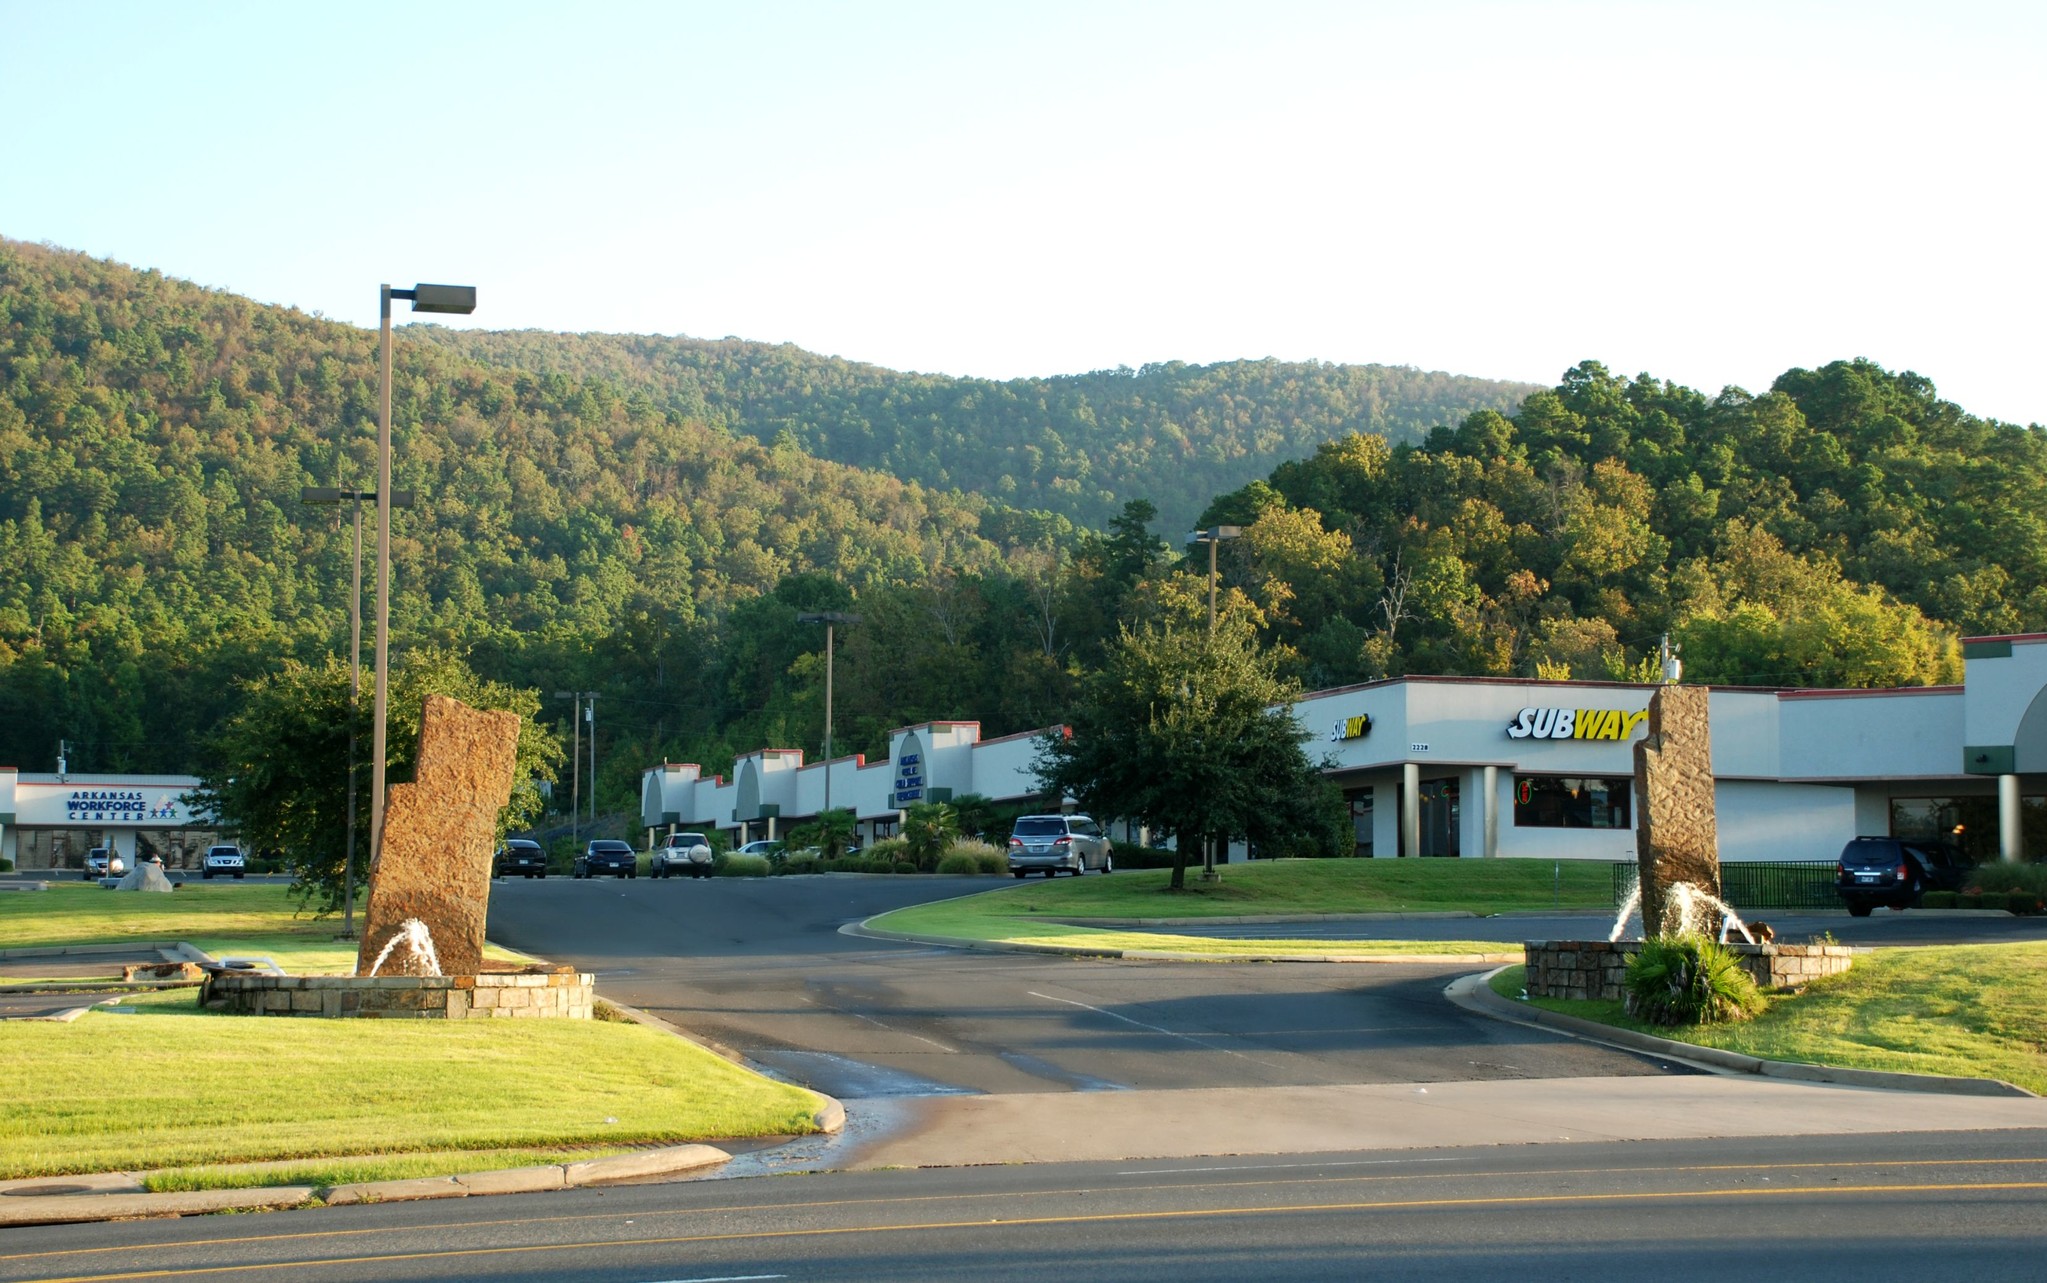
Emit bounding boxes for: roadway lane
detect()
[483,875,1682,1099]
[7,1132,2045,1282]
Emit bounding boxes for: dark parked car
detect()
[494,839,547,879]
[1836,835,1973,916]
[574,839,637,879]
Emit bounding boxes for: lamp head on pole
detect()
[393,283,477,315]
[797,611,863,626]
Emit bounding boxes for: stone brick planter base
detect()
[1524,939,1854,1002]
[201,969,595,1019]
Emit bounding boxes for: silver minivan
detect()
[1007,815,1112,877]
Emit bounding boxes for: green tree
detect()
[787,806,859,860]
[1032,614,1322,889]
[191,648,562,914]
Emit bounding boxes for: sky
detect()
[4,1,2043,424]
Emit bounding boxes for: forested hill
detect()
[411,326,1539,534]
[0,239,1022,773]
[1195,359,2047,692]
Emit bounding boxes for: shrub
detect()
[1110,840,1181,870]
[893,861,919,875]
[902,802,961,870]
[1624,935,1765,1026]
[938,839,1005,875]
[778,851,820,875]
[864,837,911,865]
[714,853,770,878]
[2008,890,2044,915]
[1921,890,1958,908]
[0,857,12,872]
[1971,864,2047,896]
[863,856,896,874]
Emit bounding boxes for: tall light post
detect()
[1186,526,1241,882]
[371,283,474,873]
[301,484,413,937]
[553,691,595,846]
[797,612,861,821]
[1187,525,1242,635]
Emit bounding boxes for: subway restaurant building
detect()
[1300,634,2047,864]
[642,633,2047,866]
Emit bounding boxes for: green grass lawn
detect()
[0,885,827,1186]
[1491,942,2047,1095]
[868,858,1612,957]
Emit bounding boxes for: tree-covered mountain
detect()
[1195,359,2047,691]
[412,326,1539,535]
[0,239,1027,779]
[7,237,2040,819]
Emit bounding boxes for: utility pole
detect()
[555,691,582,849]
[585,694,597,827]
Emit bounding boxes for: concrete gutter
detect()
[1446,966,2037,1098]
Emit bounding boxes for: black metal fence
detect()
[1609,860,1837,909]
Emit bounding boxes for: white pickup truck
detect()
[650,832,714,879]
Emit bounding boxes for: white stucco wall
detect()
[1714,780,1857,861]
[1777,689,1962,781]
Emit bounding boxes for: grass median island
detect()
[868,858,1613,957]
[0,885,828,1186]
[1489,942,2047,1095]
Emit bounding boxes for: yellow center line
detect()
[6,1154,2045,1264]
[17,1180,2047,1283]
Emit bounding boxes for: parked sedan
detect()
[574,839,637,879]
[494,838,548,878]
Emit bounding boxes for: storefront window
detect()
[1513,776,1632,829]
[1891,796,2047,864]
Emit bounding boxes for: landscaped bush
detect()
[1623,935,1765,1026]
[776,851,820,875]
[1970,863,2047,896]
[1109,840,1181,870]
[1922,890,1958,908]
[714,853,770,878]
[0,857,14,872]
[892,861,919,875]
[863,837,911,865]
[940,840,1006,875]
[2009,890,2044,915]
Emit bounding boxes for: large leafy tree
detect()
[191,648,563,913]
[1033,612,1333,890]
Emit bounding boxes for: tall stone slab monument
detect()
[355,694,521,978]
[1632,684,1720,937]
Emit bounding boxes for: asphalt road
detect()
[482,874,1678,1100]
[8,1132,2046,1282]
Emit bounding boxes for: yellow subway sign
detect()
[1505,707,1650,741]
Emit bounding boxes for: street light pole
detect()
[371,283,474,874]
[797,612,861,822]
[1185,526,1241,882]
[1187,525,1242,636]
[303,484,413,938]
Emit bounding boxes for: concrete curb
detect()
[1447,966,2037,1098]
[0,1185,319,1227]
[321,1144,733,1207]
[844,918,1521,965]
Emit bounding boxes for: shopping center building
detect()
[641,634,2047,864]
[0,769,215,873]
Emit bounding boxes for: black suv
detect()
[494,839,547,879]
[1836,835,1973,916]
